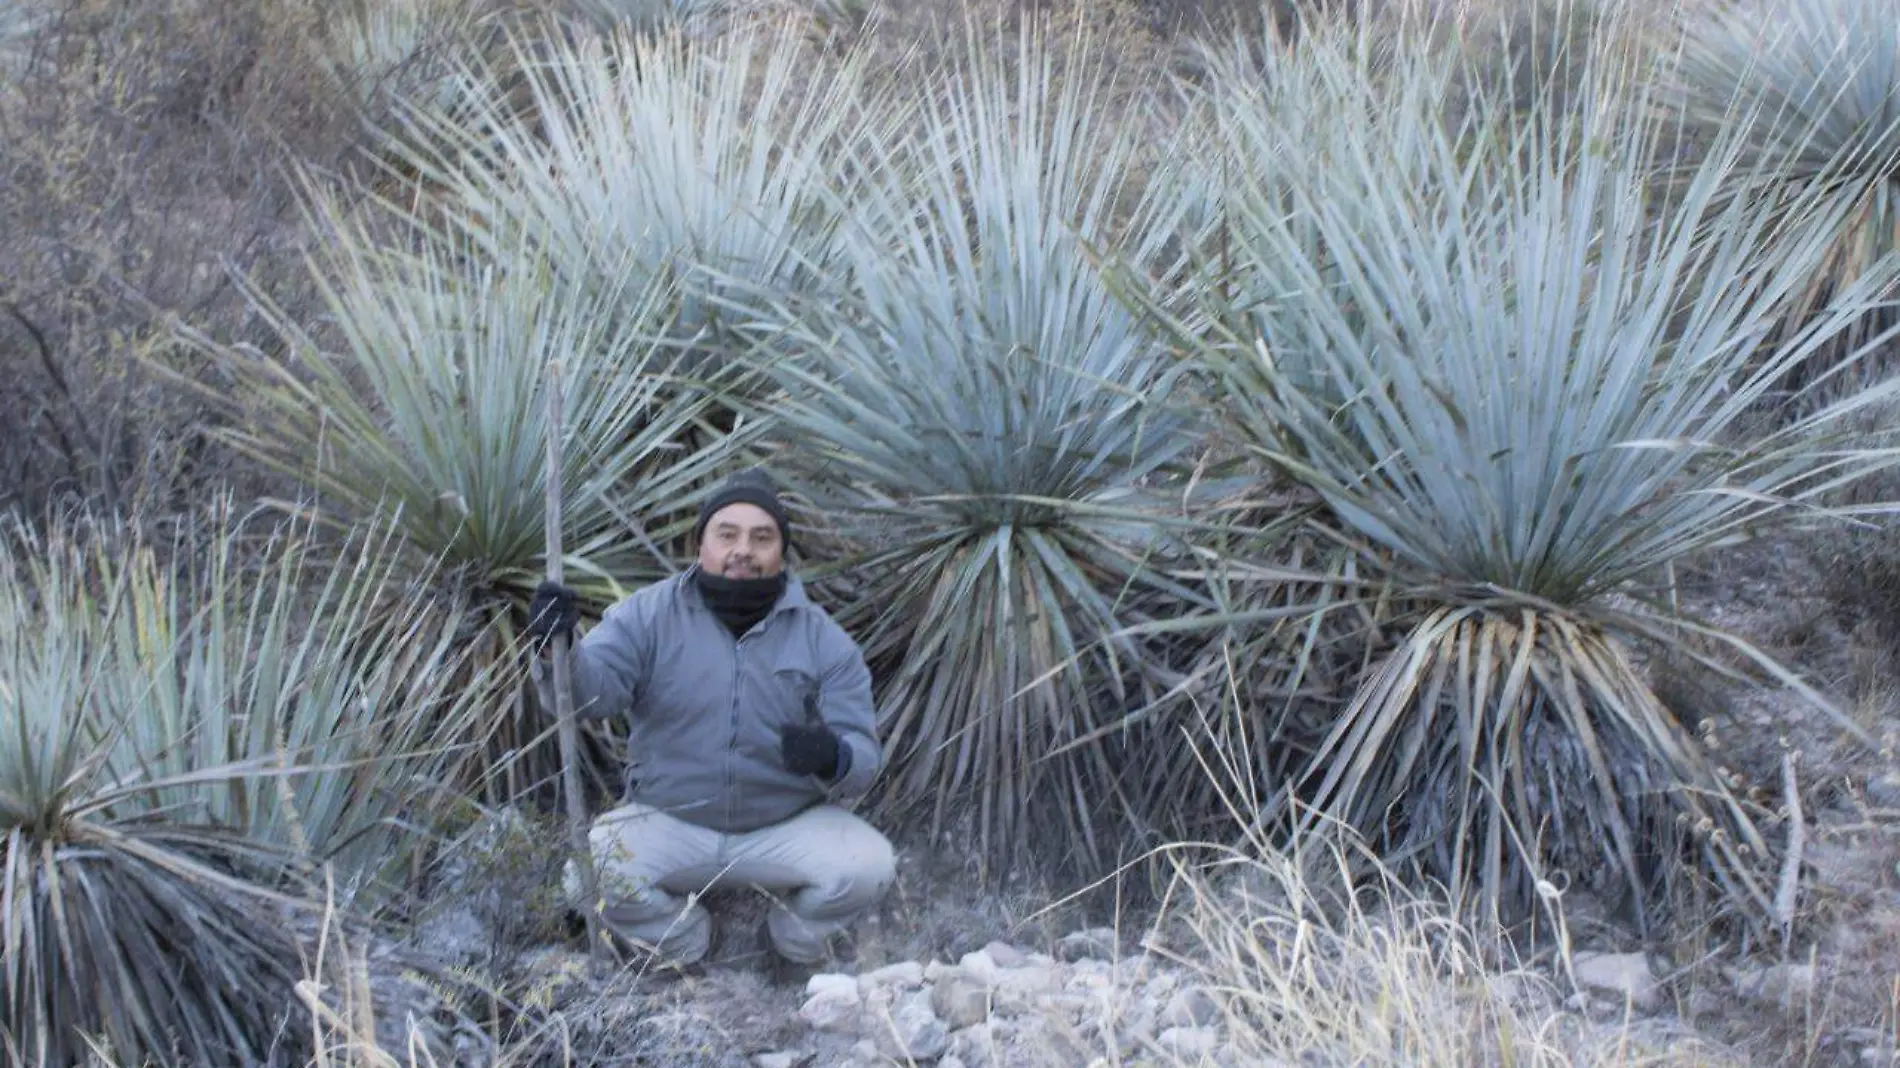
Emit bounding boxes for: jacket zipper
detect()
[727,632,743,831]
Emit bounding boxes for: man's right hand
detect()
[525,580,580,651]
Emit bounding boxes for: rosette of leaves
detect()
[186,193,741,803]
[1,509,493,1066]
[384,17,899,386]
[726,26,1212,871]
[1151,13,1900,929]
[1668,0,1900,404]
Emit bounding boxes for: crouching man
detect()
[527,469,894,981]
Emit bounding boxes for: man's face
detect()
[698,502,785,579]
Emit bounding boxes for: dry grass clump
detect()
[1149,832,1748,1068]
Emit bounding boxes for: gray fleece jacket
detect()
[541,567,882,833]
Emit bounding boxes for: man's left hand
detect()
[780,724,842,780]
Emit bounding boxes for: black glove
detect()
[525,580,580,649]
[780,723,844,780]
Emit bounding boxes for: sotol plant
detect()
[182,191,740,803]
[1157,11,1900,929]
[1669,0,1900,402]
[1,510,494,1066]
[386,18,898,372]
[726,26,1209,871]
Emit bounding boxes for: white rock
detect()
[1157,1026,1220,1058]
[959,949,1003,985]
[1162,985,1220,1028]
[798,985,863,1033]
[805,972,858,998]
[1573,952,1661,1010]
[859,960,926,995]
[995,964,1059,1006]
[848,1038,881,1066]
[875,990,949,1061]
[924,959,960,984]
[938,1058,969,1068]
[933,974,993,1029]
[750,1054,809,1068]
[983,941,1028,967]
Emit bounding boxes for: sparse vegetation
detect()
[4,0,1900,1064]
[1666,0,1900,406]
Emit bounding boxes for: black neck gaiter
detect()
[695,570,787,637]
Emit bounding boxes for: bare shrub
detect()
[0,0,371,518]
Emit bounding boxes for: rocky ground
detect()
[363,835,1899,1068]
[338,532,1899,1068]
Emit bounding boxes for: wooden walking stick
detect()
[544,359,607,964]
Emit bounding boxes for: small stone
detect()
[959,949,1003,985]
[848,1038,880,1066]
[938,1058,968,1068]
[875,990,949,1061]
[798,984,863,1033]
[1056,927,1120,962]
[933,974,993,1029]
[859,960,926,995]
[983,941,1028,967]
[995,964,1059,1007]
[947,1023,994,1066]
[806,972,858,998]
[1038,992,1096,1023]
[1157,1026,1219,1058]
[750,1054,809,1068]
[1572,951,1661,1010]
[1162,985,1221,1028]
[924,959,959,983]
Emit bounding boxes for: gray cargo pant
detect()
[565,800,895,965]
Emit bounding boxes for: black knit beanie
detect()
[694,468,792,552]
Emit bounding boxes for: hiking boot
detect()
[758,917,855,988]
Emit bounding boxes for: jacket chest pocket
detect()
[768,665,821,731]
